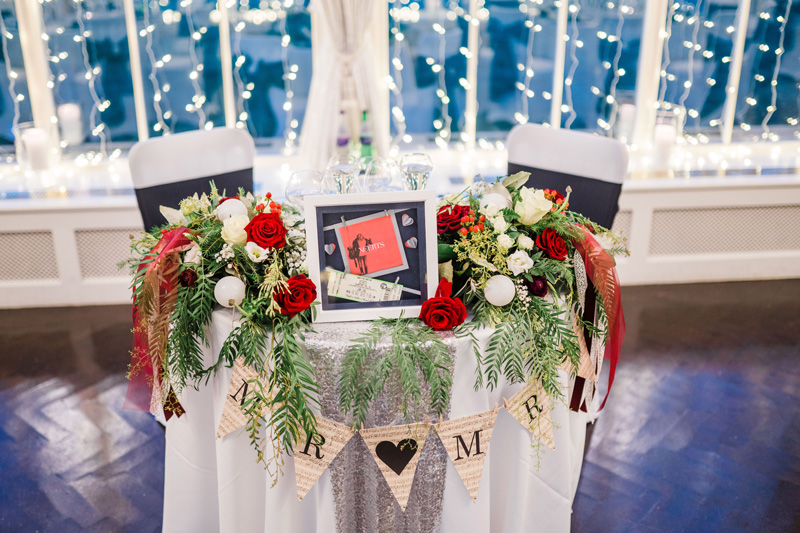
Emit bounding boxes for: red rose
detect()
[437,205,467,234]
[274,274,317,317]
[419,278,467,330]
[536,228,568,260]
[245,212,286,248]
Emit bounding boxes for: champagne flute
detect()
[360,157,405,193]
[285,170,322,211]
[400,153,433,191]
[325,154,359,194]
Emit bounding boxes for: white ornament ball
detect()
[484,275,516,307]
[215,198,248,221]
[214,276,246,308]
[480,193,512,212]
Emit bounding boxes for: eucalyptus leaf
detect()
[502,171,531,190]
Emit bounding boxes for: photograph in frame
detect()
[304,191,438,322]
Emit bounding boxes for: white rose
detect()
[184,243,202,265]
[506,250,534,276]
[245,241,270,263]
[480,192,512,213]
[221,214,249,246]
[481,202,500,217]
[492,216,508,234]
[514,187,553,226]
[517,234,534,250]
[497,234,514,249]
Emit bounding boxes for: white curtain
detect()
[299,0,389,171]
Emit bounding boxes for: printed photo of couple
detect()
[337,214,405,277]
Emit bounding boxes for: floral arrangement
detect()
[125,174,626,473]
[435,172,626,400]
[125,184,320,463]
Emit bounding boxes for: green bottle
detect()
[359,110,373,158]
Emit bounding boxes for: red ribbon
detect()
[123,227,193,416]
[572,229,626,411]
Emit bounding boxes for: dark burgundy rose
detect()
[437,205,468,234]
[419,278,467,330]
[525,276,548,298]
[536,227,568,261]
[245,212,287,249]
[179,269,198,288]
[274,274,317,317]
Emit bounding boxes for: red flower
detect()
[525,275,548,297]
[245,212,286,248]
[274,274,317,317]
[437,205,468,234]
[419,278,467,331]
[179,269,198,288]
[218,196,239,205]
[536,228,568,261]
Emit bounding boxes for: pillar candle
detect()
[57,103,83,146]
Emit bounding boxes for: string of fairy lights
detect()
[2,0,800,178]
[0,9,21,146]
[142,0,172,135]
[72,0,110,156]
[602,1,629,134]
[562,0,581,129]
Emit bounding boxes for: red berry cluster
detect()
[542,188,567,212]
[255,192,282,215]
[458,208,485,236]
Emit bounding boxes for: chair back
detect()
[506,124,628,228]
[129,128,256,231]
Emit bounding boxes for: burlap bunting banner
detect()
[360,422,430,511]
[436,406,498,501]
[216,357,262,439]
[503,381,555,450]
[294,417,354,501]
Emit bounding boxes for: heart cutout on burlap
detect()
[375,438,417,476]
[404,237,418,249]
[401,214,414,226]
[324,243,336,255]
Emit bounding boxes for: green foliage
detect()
[338,318,453,430]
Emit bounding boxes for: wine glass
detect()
[399,153,433,191]
[285,170,323,211]
[360,157,405,193]
[325,154,359,194]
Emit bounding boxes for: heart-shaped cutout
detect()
[324,243,336,255]
[401,214,414,227]
[375,438,417,476]
[404,237,418,249]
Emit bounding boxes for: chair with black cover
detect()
[129,128,256,231]
[506,123,628,229]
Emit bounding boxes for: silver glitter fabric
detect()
[302,322,457,533]
[573,249,588,314]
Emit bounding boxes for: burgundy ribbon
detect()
[123,227,193,417]
[571,229,626,411]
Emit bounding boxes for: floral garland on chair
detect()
[435,172,626,402]
[125,184,319,470]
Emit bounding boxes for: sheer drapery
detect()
[299,0,389,170]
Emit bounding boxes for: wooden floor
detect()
[0,280,799,532]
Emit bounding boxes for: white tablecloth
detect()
[163,309,589,532]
